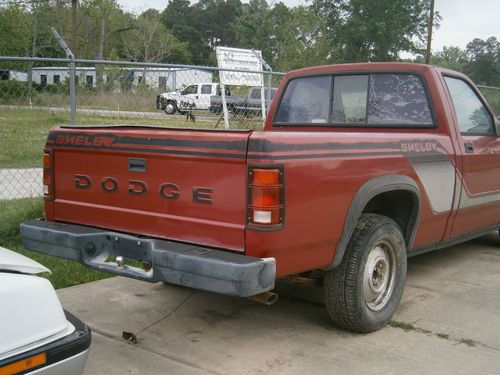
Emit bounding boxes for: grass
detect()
[389,320,480,348]
[0,197,112,289]
[0,109,68,168]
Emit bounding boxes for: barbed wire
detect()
[0,0,71,4]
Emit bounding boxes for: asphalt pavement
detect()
[57,233,500,375]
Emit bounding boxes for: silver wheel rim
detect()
[165,103,175,114]
[363,240,396,311]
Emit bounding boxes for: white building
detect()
[5,66,213,91]
[0,69,28,81]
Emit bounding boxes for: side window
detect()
[368,74,433,125]
[444,76,494,135]
[201,84,212,94]
[275,76,332,124]
[331,75,368,124]
[182,85,197,95]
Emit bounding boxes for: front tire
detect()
[324,214,407,333]
[164,101,177,115]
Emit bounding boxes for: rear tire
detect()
[324,214,407,333]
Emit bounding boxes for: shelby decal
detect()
[75,175,212,204]
[401,142,438,153]
[55,134,115,147]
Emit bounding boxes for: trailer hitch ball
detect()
[116,256,125,268]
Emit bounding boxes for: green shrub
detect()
[0,80,30,100]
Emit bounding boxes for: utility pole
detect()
[425,0,435,64]
[71,0,77,54]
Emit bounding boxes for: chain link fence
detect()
[0,56,285,200]
[1,55,500,201]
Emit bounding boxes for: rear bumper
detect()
[20,220,276,297]
[0,310,90,375]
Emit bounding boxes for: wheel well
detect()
[330,175,420,269]
[362,190,418,246]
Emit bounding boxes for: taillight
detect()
[248,166,284,228]
[43,149,53,200]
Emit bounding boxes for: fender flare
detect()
[329,175,420,269]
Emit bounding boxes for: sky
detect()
[118,0,500,52]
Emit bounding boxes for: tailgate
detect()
[46,126,251,252]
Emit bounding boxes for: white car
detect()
[157,83,229,115]
[0,247,90,374]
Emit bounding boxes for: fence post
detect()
[267,70,272,114]
[51,27,77,125]
[221,83,230,129]
[69,60,76,125]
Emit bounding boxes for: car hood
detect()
[0,246,50,274]
[0,273,70,358]
[160,91,180,97]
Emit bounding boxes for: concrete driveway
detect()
[57,233,500,374]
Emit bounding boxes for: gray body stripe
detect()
[411,160,456,213]
[458,179,500,208]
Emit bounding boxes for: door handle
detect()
[464,143,474,153]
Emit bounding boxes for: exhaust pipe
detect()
[247,291,279,306]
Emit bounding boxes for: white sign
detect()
[216,47,264,86]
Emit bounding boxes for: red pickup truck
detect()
[21,63,500,333]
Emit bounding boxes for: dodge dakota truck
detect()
[21,63,500,333]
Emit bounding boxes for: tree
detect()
[312,0,438,62]
[465,37,500,86]
[0,5,31,57]
[77,0,130,60]
[122,9,189,63]
[160,0,209,64]
[234,0,271,53]
[264,4,331,71]
[431,46,467,71]
[193,0,243,49]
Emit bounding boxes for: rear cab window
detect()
[274,73,434,127]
